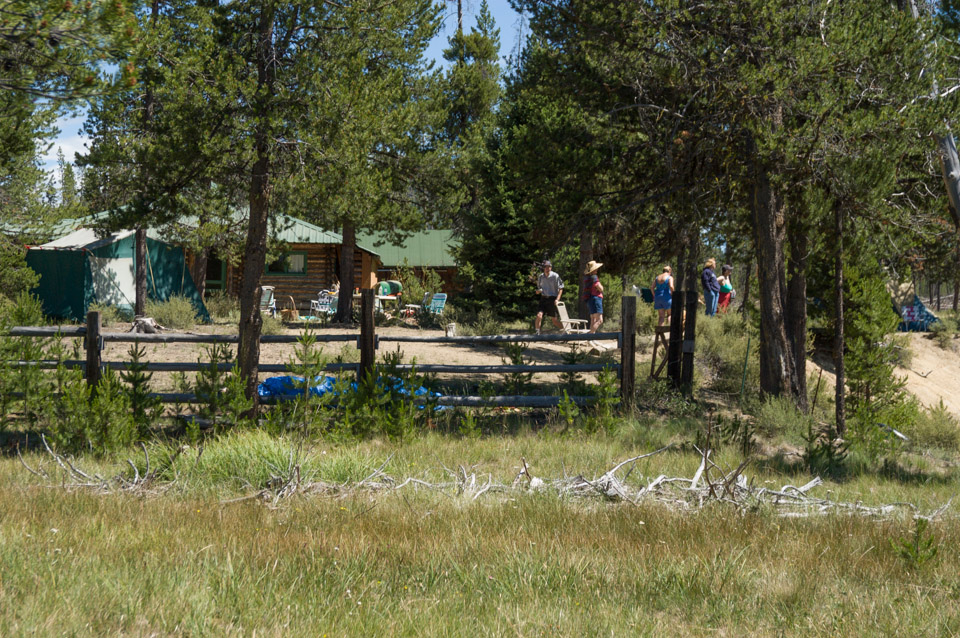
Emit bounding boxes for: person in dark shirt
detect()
[701,258,720,316]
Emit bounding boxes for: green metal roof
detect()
[8,211,378,256]
[356,230,457,268]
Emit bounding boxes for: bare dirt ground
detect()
[894,332,960,415]
[97,322,621,392]
[808,332,960,417]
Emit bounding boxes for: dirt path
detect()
[894,333,960,415]
[99,322,621,391]
[806,332,960,417]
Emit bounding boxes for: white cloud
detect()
[40,113,90,178]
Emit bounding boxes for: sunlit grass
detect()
[2,426,960,636]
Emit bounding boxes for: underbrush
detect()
[930,317,958,350]
[87,302,133,326]
[145,295,199,329]
[204,291,237,322]
[912,400,960,451]
[141,430,377,490]
[694,311,759,397]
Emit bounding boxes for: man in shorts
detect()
[535,260,565,335]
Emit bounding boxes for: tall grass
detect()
[2,429,960,636]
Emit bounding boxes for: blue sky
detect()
[43,0,523,177]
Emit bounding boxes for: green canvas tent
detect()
[26,228,210,323]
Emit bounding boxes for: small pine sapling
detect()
[120,344,163,439]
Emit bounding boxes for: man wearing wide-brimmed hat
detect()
[582,260,604,333]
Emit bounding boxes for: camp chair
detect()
[260,286,276,317]
[427,293,447,315]
[402,292,431,318]
[556,301,588,333]
[310,291,337,317]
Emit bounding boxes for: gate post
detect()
[85,310,102,393]
[666,290,685,383]
[359,289,376,381]
[680,293,698,388]
[620,295,637,408]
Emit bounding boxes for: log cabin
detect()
[192,215,380,311]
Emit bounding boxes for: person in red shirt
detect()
[582,261,604,333]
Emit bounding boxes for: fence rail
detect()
[8,326,359,345]
[2,290,638,408]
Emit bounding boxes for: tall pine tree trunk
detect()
[751,157,801,404]
[834,202,846,437]
[191,248,208,301]
[135,228,147,316]
[786,220,809,412]
[577,227,593,320]
[739,256,752,319]
[136,0,160,317]
[237,5,275,405]
[335,221,356,323]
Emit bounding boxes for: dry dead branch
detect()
[23,439,953,520]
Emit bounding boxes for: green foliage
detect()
[500,342,533,395]
[586,366,620,434]
[891,518,939,570]
[195,344,251,429]
[145,295,198,329]
[557,391,580,433]
[929,317,958,351]
[391,259,445,312]
[559,344,588,396]
[0,239,40,301]
[695,312,759,398]
[755,396,817,444]
[87,302,133,326]
[204,291,238,322]
[911,400,960,451]
[120,344,162,439]
[260,313,284,336]
[802,422,849,479]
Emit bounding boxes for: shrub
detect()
[391,259,445,310]
[261,313,284,335]
[205,291,238,321]
[598,273,623,329]
[0,290,46,328]
[145,295,199,329]
[755,395,817,444]
[695,311,759,397]
[929,317,957,351]
[465,308,504,336]
[87,302,132,326]
[911,400,960,451]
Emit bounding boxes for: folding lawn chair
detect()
[259,286,276,317]
[556,301,588,333]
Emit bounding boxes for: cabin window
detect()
[265,252,307,275]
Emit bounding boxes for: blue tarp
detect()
[257,375,444,407]
[897,295,941,332]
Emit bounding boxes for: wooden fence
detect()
[5,290,638,409]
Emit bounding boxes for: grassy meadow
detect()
[2,428,960,637]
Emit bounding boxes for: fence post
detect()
[85,310,102,392]
[620,294,637,408]
[680,293,698,387]
[359,289,376,381]
[666,290,685,383]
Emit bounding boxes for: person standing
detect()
[582,260,604,333]
[534,260,565,335]
[652,266,674,327]
[702,258,720,316]
[717,264,735,313]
